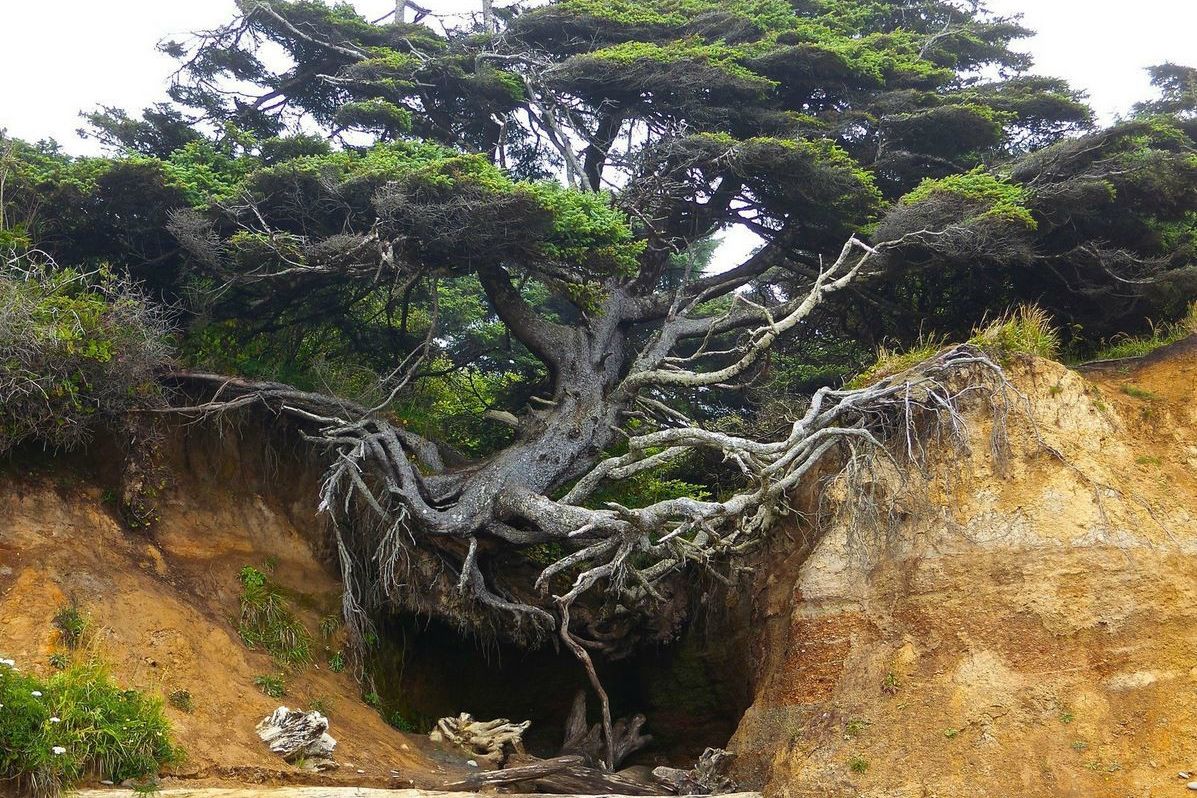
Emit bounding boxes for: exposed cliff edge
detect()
[730,337,1197,797]
[0,421,463,789]
[2,338,1195,795]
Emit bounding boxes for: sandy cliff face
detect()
[731,339,1197,797]
[0,425,456,789]
[3,342,1195,796]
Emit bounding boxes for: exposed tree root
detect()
[160,236,1020,771]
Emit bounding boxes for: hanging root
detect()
[161,340,1018,772]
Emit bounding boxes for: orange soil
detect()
[0,425,469,790]
[731,337,1197,798]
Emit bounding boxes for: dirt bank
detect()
[0,422,467,789]
[729,338,1197,797]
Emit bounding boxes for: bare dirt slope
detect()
[0,425,463,790]
[730,337,1197,797]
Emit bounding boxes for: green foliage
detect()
[0,263,170,456]
[586,40,776,91]
[903,168,1037,229]
[252,674,286,699]
[968,305,1060,361]
[236,566,313,668]
[327,651,346,673]
[362,690,381,708]
[1090,302,1197,360]
[334,99,413,137]
[46,655,68,672]
[0,659,181,798]
[387,711,416,733]
[526,183,645,277]
[848,755,869,774]
[51,607,87,651]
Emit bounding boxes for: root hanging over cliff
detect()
[161,235,1020,772]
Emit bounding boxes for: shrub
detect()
[327,651,346,673]
[236,566,312,667]
[51,606,87,651]
[0,261,171,456]
[0,659,181,798]
[388,712,416,733]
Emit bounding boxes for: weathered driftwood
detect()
[443,754,660,796]
[255,706,337,771]
[561,689,653,769]
[429,713,531,766]
[652,748,736,795]
[442,754,585,789]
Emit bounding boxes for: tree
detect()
[1134,62,1197,118]
[6,1,1196,768]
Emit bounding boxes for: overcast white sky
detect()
[1,0,1193,153]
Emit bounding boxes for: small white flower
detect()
[49,717,61,723]
[51,746,66,755]
[30,691,42,697]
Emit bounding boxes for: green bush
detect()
[0,659,181,798]
[236,566,312,667]
[0,263,171,455]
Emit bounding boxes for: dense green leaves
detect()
[0,660,181,797]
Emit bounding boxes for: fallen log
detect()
[442,754,661,795]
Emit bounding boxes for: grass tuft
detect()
[236,566,312,667]
[1120,384,1156,401]
[0,659,181,798]
[51,606,88,651]
[847,335,946,389]
[1091,301,1197,361]
[253,674,286,699]
[969,304,1060,361]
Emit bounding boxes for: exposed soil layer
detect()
[5,338,1196,795]
[729,337,1197,797]
[0,421,469,790]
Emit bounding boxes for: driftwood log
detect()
[443,754,660,795]
[652,748,737,795]
[561,690,653,769]
[255,706,338,771]
[429,713,530,766]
